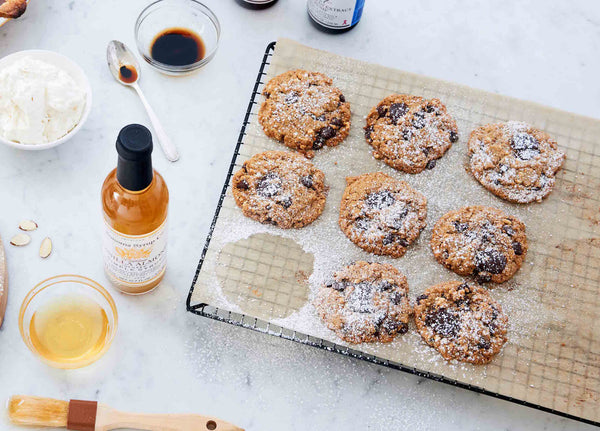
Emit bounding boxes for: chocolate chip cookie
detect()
[339,172,427,257]
[258,69,351,158]
[414,281,508,364]
[232,150,327,228]
[468,121,566,203]
[430,206,527,284]
[364,94,458,173]
[314,261,412,344]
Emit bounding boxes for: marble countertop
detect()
[0,1,598,430]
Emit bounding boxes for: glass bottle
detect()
[307,0,365,33]
[101,124,169,294]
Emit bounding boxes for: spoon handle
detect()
[132,83,180,162]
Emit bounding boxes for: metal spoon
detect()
[106,40,179,162]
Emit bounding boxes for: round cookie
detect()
[258,69,351,158]
[364,94,459,173]
[232,150,326,229]
[314,261,412,344]
[414,281,508,364]
[339,172,427,258]
[430,206,527,284]
[468,121,566,203]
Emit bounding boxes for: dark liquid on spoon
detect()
[150,27,205,66]
[119,65,138,83]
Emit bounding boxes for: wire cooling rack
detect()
[187,40,600,427]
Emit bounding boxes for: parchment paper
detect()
[191,38,600,423]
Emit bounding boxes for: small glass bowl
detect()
[19,275,118,369]
[135,0,221,75]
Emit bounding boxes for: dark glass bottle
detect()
[307,0,365,34]
[236,0,278,10]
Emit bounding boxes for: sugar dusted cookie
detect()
[232,150,326,228]
[414,281,508,364]
[315,261,412,344]
[339,172,427,258]
[258,69,351,158]
[430,206,527,284]
[365,94,458,173]
[468,121,566,203]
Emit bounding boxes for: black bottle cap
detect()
[116,124,154,191]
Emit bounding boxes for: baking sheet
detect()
[190,38,600,424]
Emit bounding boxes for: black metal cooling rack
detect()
[186,42,599,428]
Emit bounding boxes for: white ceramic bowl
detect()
[0,50,92,151]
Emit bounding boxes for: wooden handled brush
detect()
[8,395,244,431]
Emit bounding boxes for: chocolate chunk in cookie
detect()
[314,262,412,344]
[232,151,327,229]
[414,281,508,364]
[468,122,566,203]
[258,69,351,158]
[430,206,527,284]
[339,172,427,258]
[365,94,458,173]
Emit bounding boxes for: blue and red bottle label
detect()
[308,0,365,30]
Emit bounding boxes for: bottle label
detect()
[103,218,167,287]
[308,0,365,29]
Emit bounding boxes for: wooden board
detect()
[0,235,7,328]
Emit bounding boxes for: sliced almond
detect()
[39,237,52,258]
[10,233,31,246]
[19,220,38,231]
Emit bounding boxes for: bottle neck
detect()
[116,155,154,192]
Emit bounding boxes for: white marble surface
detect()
[0,1,598,430]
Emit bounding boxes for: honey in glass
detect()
[29,294,109,364]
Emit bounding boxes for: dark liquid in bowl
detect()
[150,27,205,66]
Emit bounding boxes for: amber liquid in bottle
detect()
[102,124,169,294]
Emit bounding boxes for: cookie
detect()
[232,150,326,228]
[258,69,351,158]
[314,261,412,344]
[364,94,458,173]
[414,281,508,364]
[430,206,527,284]
[339,172,427,258]
[468,121,566,203]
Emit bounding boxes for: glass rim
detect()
[18,274,118,369]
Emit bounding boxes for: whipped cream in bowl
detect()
[0,50,92,150]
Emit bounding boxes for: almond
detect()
[10,233,31,246]
[39,237,52,258]
[19,220,38,231]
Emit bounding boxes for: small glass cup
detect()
[19,274,118,369]
[135,0,221,75]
